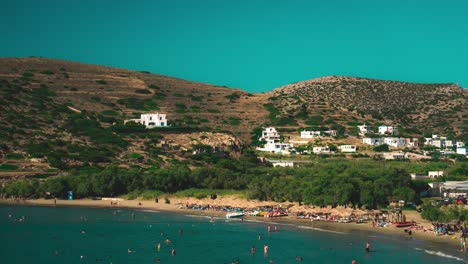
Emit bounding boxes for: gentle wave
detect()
[414,248,466,263]
[297,225,346,235]
[140,209,159,213]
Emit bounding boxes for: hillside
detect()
[266,76,467,138]
[0,58,466,172]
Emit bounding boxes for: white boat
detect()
[225,212,245,219]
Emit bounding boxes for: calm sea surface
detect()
[0,205,466,264]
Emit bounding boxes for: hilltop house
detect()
[425,135,456,149]
[457,147,467,156]
[410,171,444,180]
[300,130,337,138]
[300,130,321,138]
[382,151,408,160]
[383,137,407,148]
[378,125,398,135]
[363,137,383,146]
[357,124,372,136]
[124,113,167,128]
[338,145,356,153]
[313,146,330,154]
[257,127,294,154]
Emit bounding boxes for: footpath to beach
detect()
[0,196,464,248]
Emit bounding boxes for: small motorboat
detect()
[225,212,245,219]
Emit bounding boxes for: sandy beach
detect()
[0,197,463,248]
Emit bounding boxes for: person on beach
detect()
[365,241,371,253]
[54,198,57,206]
[251,245,256,255]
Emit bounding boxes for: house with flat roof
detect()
[124,113,167,128]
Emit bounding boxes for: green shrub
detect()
[5,153,24,160]
[374,144,389,152]
[96,80,107,85]
[40,70,54,75]
[0,164,19,171]
[135,89,152,94]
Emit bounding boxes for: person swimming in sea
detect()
[295,256,303,261]
[171,248,176,256]
[156,242,161,251]
[365,241,371,253]
[263,244,269,255]
[267,225,271,232]
[251,245,256,255]
[165,238,171,244]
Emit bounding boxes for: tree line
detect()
[1,152,466,209]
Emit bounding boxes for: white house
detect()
[257,127,294,154]
[405,138,419,148]
[411,173,430,180]
[323,130,338,137]
[383,137,407,148]
[300,130,321,138]
[357,124,372,135]
[456,142,465,148]
[260,127,280,141]
[457,147,467,156]
[428,171,444,178]
[338,145,356,153]
[124,113,168,128]
[383,152,408,160]
[378,125,398,135]
[313,146,330,154]
[363,137,382,146]
[271,161,294,167]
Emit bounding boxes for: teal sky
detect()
[1,0,468,92]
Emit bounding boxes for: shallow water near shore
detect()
[0,205,466,264]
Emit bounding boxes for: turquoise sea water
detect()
[0,205,466,264]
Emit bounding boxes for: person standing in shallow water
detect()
[365,241,371,253]
[251,245,256,255]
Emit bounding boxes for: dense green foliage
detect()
[420,203,468,223]
[2,156,466,210]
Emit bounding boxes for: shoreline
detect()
[0,198,462,248]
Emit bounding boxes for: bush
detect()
[0,164,19,171]
[135,89,152,94]
[374,144,389,152]
[40,70,54,75]
[5,153,24,160]
[96,80,107,85]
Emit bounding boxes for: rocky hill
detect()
[267,76,467,138]
[0,58,466,172]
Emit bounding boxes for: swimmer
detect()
[179,229,183,235]
[128,249,133,254]
[81,230,86,234]
[251,245,256,255]
[352,260,357,264]
[156,242,161,251]
[171,248,176,256]
[165,238,171,244]
[274,225,278,232]
[295,256,303,261]
[365,241,371,253]
[263,244,269,255]
[267,225,271,232]
[258,234,262,240]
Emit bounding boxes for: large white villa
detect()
[257,127,294,154]
[124,113,168,128]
